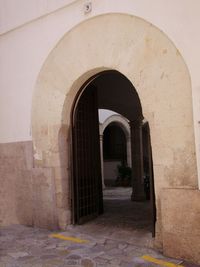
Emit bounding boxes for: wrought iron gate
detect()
[72,84,103,224]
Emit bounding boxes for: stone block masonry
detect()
[161,188,200,265]
[0,141,58,229]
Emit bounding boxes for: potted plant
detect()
[116,163,132,187]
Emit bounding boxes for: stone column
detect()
[130,119,146,201]
[127,135,132,167]
[99,134,105,189]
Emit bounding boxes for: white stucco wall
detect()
[0,0,77,34]
[0,0,199,183]
[98,109,117,124]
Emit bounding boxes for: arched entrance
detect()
[32,13,197,251]
[71,70,156,235]
[99,113,132,187]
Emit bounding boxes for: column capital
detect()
[130,118,144,129]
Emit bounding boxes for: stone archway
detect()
[99,114,132,187]
[100,115,130,139]
[32,13,197,248]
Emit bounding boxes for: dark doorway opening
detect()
[103,124,127,162]
[71,70,156,236]
[103,123,127,187]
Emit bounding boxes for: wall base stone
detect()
[161,188,200,265]
[1,141,200,265]
[0,141,60,229]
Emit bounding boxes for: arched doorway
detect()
[103,123,127,187]
[71,70,156,235]
[32,14,197,252]
[99,113,132,187]
[103,123,127,163]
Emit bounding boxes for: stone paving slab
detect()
[0,224,199,267]
[0,188,199,267]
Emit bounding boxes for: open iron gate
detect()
[72,84,103,224]
[143,122,156,237]
[147,124,156,237]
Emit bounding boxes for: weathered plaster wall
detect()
[0,141,33,226]
[162,188,200,264]
[103,161,121,186]
[0,0,77,34]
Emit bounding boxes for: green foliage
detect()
[115,163,132,187]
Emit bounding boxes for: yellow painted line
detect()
[50,233,88,244]
[141,255,184,267]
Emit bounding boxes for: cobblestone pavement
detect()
[0,188,199,267]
